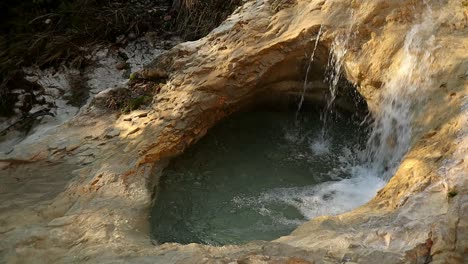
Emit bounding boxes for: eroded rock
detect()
[0,0,466,263]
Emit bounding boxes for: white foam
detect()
[264,4,438,222]
[364,5,437,180]
[233,165,385,221]
[309,136,330,156]
[244,6,439,225]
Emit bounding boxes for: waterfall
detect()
[364,5,437,180]
[315,5,437,180]
[279,4,439,220]
[296,24,323,118]
[323,11,355,115]
[308,12,355,154]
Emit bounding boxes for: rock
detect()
[66,144,80,152]
[103,128,121,139]
[128,32,137,40]
[126,127,140,136]
[175,121,186,130]
[0,161,10,170]
[134,112,148,118]
[47,215,77,227]
[0,0,466,263]
[115,62,128,70]
[92,87,129,109]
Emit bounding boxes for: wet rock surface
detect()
[0,0,467,263]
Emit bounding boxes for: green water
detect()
[150,110,368,245]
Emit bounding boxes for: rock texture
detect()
[0,0,467,263]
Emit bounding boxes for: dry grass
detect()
[170,0,242,40]
[0,0,242,116]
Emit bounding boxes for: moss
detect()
[121,95,152,113]
[448,190,458,198]
[129,72,138,81]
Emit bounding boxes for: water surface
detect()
[150,110,380,245]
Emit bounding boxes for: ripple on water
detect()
[150,111,383,245]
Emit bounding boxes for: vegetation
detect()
[0,0,242,116]
[168,0,242,40]
[448,189,458,198]
[103,81,162,114]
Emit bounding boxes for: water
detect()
[324,10,355,113]
[296,24,323,117]
[363,4,437,180]
[320,4,437,180]
[318,11,355,142]
[150,110,378,245]
[150,2,437,247]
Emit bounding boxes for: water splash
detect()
[309,135,330,156]
[364,5,437,180]
[317,5,437,180]
[296,24,323,117]
[318,11,356,142]
[233,170,385,222]
[324,11,355,113]
[253,5,439,222]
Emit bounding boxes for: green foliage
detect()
[0,0,242,73]
[129,73,138,81]
[104,83,156,114]
[0,91,17,117]
[448,190,458,198]
[121,95,153,114]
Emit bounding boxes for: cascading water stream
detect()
[363,4,437,180]
[151,3,440,246]
[295,24,323,118]
[298,4,437,218]
[324,20,354,111]
[309,11,356,155]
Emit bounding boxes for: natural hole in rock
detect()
[150,93,385,246]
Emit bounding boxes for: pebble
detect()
[128,32,137,40]
[115,62,128,70]
[104,128,121,138]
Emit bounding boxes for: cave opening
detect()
[149,86,382,245]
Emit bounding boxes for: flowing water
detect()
[150,3,437,246]
[314,11,355,147]
[296,24,323,117]
[319,4,436,180]
[363,4,437,180]
[150,110,380,245]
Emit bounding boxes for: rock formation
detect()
[0,0,466,263]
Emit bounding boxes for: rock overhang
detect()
[0,0,466,263]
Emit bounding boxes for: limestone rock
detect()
[0,0,466,263]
